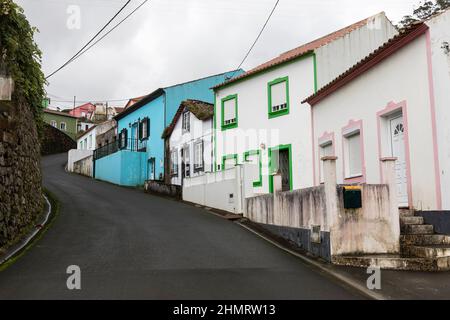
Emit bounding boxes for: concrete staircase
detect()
[332,209,450,271]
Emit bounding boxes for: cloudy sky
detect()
[16,0,419,109]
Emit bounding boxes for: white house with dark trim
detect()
[304,10,450,211]
[212,12,397,195]
[163,100,214,186]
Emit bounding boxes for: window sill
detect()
[344,174,365,183]
[221,123,237,131]
[268,109,289,119]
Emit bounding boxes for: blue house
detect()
[94,70,244,186]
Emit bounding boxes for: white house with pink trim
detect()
[305,10,450,211]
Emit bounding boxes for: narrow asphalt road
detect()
[0,154,365,299]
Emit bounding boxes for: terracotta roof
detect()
[43,108,78,118]
[162,100,213,138]
[124,96,146,109]
[302,22,428,106]
[114,107,125,114]
[213,13,384,89]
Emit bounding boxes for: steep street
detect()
[0,154,364,299]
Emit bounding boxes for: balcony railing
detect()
[94,138,147,160]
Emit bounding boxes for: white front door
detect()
[390,116,408,206]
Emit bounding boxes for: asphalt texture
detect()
[0,153,365,299]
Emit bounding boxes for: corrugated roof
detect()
[213,12,384,89]
[302,22,428,106]
[43,108,78,119]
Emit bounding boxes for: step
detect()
[402,245,450,258]
[400,216,424,225]
[401,224,434,235]
[332,254,450,271]
[399,208,415,217]
[400,234,450,246]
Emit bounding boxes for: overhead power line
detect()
[67,0,150,66]
[45,0,132,80]
[230,0,280,78]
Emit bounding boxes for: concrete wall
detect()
[94,150,146,186]
[73,155,93,177]
[183,166,243,213]
[315,12,398,88]
[144,180,182,199]
[77,127,96,151]
[67,149,92,172]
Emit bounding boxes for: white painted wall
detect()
[312,35,440,210]
[77,127,97,151]
[427,10,450,209]
[215,56,316,194]
[315,12,398,88]
[67,149,93,172]
[169,111,213,186]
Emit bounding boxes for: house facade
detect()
[304,11,450,211]
[77,125,97,151]
[94,70,243,186]
[43,109,78,140]
[68,102,96,119]
[163,99,214,186]
[213,12,397,194]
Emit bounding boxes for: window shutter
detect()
[200,140,204,168]
[146,118,150,138]
[123,129,128,148]
[138,120,143,140]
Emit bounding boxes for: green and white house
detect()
[212,12,397,194]
[43,109,78,140]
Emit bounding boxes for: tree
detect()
[398,0,450,28]
[0,0,45,118]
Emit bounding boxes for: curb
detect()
[235,221,387,300]
[0,193,52,266]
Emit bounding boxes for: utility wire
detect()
[67,0,150,65]
[45,0,132,79]
[229,0,280,79]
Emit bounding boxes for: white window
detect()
[84,138,88,149]
[50,120,57,127]
[269,80,288,113]
[345,132,362,178]
[79,141,83,149]
[222,95,237,127]
[319,142,334,183]
[184,145,190,177]
[88,135,92,149]
[171,149,178,176]
[182,112,190,132]
[193,140,203,171]
[60,122,66,131]
[81,112,86,117]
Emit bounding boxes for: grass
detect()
[0,188,60,272]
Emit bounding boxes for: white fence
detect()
[182,163,258,214]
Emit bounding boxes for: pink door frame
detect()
[318,131,335,183]
[376,100,413,208]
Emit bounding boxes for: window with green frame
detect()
[221,94,238,130]
[243,150,262,187]
[221,153,238,170]
[268,76,289,118]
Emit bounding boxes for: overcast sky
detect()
[16,0,419,109]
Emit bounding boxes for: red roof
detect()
[303,22,428,106]
[214,13,383,89]
[124,96,146,109]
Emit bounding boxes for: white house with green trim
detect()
[212,12,397,194]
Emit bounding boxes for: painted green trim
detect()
[268,144,293,193]
[221,153,238,171]
[313,53,318,93]
[221,94,238,130]
[214,52,315,91]
[243,149,262,187]
[267,76,290,119]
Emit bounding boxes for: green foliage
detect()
[0,0,46,118]
[398,0,450,28]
